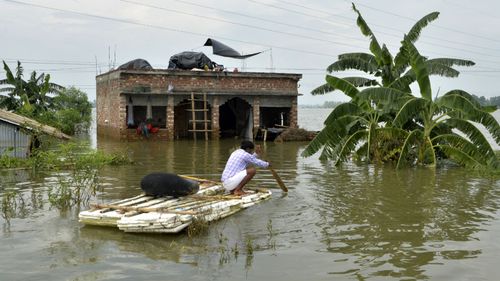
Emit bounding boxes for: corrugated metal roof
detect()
[0,109,72,140]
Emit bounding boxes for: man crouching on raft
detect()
[221,140,270,196]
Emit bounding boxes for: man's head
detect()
[240,140,255,152]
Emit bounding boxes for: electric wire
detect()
[2,0,500,93]
[354,1,500,44]
[118,0,364,49]
[3,0,339,58]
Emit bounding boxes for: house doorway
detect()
[174,98,212,139]
[219,97,253,139]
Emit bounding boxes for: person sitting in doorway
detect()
[221,140,270,196]
[136,121,150,137]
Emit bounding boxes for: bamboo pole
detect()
[90,203,198,215]
[191,92,197,140]
[179,174,222,185]
[203,93,208,140]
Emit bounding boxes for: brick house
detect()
[96,69,302,141]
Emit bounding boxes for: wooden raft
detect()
[78,182,271,233]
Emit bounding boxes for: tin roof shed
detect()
[0,109,71,158]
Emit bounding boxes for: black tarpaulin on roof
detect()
[117,59,153,70]
[204,38,261,59]
[167,52,215,70]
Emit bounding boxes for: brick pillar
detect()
[211,96,220,140]
[166,96,175,140]
[118,95,127,139]
[290,97,298,128]
[253,96,260,132]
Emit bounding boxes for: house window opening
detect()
[151,106,166,128]
[260,107,291,128]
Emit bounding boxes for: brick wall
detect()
[211,96,220,140]
[118,71,300,94]
[253,96,260,132]
[96,72,124,138]
[166,96,174,140]
[124,129,169,141]
[96,70,301,140]
[290,98,298,128]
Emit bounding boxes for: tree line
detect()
[299,101,343,108]
[0,61,92,135]
[472,95,500,107]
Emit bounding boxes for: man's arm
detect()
[247,148,269,168]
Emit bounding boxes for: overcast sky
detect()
[1,0,500,105]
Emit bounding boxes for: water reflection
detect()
[1,131,500,280]
[311,164,500,279]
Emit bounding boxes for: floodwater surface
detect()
[1,108,500,281]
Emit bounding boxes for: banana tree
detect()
[0,60,64,115]
[303,3,485,167]
[390,38,500,169]
[312,4,474,96]
[0,61,25,111]
[25,70,65,114]
[303,3,439,163]
[302,75,410,164]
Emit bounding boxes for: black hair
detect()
[240,140,255,150]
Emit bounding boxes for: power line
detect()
[5,0,500,67]
[5,58,499,73]
[119,0,363,49]
[3,0,338,59]
[2,58,106,66]
[169,0,363,42]
[442,0,500,21]
[354,1,500,44]
[244,0,500,67]
[247,0,354,26]
[259,0,500,53]
[3,55,500,72]
[10,60,495,73]
[121,0,500,65]
[3,0,500,81]
[171,0,500,61]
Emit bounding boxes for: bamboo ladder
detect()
[188,92,211,140]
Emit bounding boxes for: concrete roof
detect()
[0,109,72,140]
[97,69,302,80]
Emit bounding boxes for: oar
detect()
[269,167,288,193]
[256,144,288,193]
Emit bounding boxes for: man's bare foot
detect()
[232,189,249,196]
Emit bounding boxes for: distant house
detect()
[0,109,71,158]
[96,68,302,141]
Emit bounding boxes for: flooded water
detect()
[1,108,500,280]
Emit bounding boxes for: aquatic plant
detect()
[245,236,254,256]
[187,217,210,237]
[1,190,20,222]
[266,218,277,251]
[1,142,132,212]
[0,142,131,170]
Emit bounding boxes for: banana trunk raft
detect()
[78,180,272,233]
